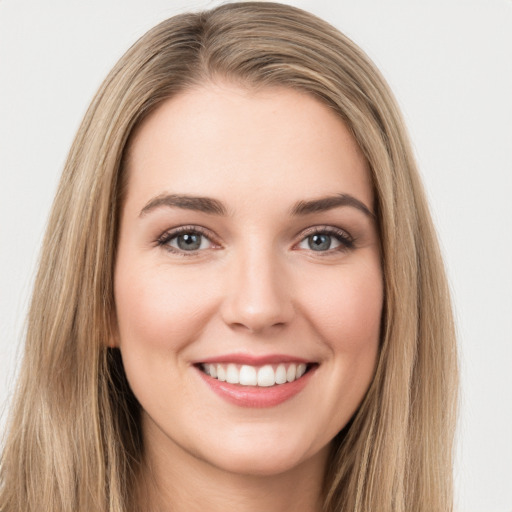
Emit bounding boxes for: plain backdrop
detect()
[1,1,511,511]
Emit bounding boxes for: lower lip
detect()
[195,366,316,408]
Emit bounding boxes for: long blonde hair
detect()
[0,3,457,511]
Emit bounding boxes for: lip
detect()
[196,353,311,366]
[193,355,318,408]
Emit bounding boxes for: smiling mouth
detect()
[197,362,316,387]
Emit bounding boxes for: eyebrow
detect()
[290,194,375,218]
[139,192,374,219]
[139,194,227,217]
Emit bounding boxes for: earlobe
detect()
[109,327,121,348]
[108,310,121,348]
[106,332,119,348]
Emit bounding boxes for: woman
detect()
[0,2,458,511]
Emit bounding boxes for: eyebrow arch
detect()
[291,194,375,218]
[139,193,227,217]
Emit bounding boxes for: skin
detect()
[114,82,383,512]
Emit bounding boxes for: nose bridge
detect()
[221,238,293,332]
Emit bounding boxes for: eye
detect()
[157,226,215,254]
[296,227,354,253]
[299,233,341,251]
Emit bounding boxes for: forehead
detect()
[123,82,373,214]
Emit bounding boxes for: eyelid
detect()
[155,224,355,256]
[298,225,353,239]
[156,225,221,255]
[294,225,355,252]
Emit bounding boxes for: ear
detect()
[108,308,120,348]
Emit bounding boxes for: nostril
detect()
[228,320,288,334]
[220,264,294,332]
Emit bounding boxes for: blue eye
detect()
[297,228,353,252]
[158,228,213,253]
[307,234,336,251]
[173,233,207,251]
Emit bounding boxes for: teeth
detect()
[217,365,226,382]
[201,362,310,387]
[275,364,287,384]
[239,365,257,386]
[226,364,239,384]
[286,363,297,382]
[257,365,275,387]
[297,363,307,378]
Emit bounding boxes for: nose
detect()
[220,245,294,334]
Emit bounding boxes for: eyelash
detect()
[297,225,355,254]
[156,226,216,256]
[156,225,355,256]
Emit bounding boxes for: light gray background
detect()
[1,1,511,511]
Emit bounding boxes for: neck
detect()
[136,416,329,512]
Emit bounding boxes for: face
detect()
[114,83,383,477]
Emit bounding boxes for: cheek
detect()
[113,263,220,416]
[297,262,382,431]
[114,261,217,354]
[301,263,383,351]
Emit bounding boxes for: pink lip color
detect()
[195,364,316,408]
[198,353,310,366]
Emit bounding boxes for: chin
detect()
[196,432,326,477]
[210,451,307,477]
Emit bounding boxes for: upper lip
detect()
[195,353,313,366]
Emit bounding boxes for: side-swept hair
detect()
[0,3,457,511]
